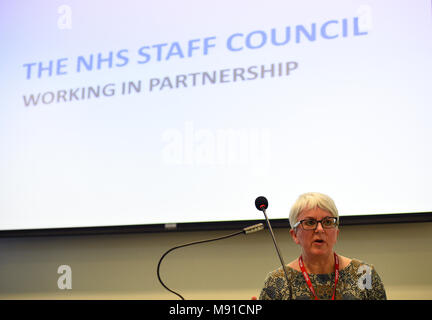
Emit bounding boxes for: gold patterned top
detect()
[259,258,387,300]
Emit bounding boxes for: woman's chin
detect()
[308,245,331,255]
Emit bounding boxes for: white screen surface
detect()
[0,0,431,231]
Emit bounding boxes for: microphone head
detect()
[255,196,268,211]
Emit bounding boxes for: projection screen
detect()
[0,0,431,233]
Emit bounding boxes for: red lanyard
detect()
[298,252,339,300]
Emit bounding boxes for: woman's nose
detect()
[314,221,325,232]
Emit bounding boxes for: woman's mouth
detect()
[313,239,325,245]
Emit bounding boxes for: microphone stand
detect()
[261,208,292,297]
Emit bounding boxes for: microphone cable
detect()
[157,223,264,300]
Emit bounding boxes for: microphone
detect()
[157,223,264,300]
[255,196,291,295]
[255,196,268,211]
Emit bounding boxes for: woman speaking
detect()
[259,192,387,300]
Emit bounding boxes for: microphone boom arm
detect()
[157,223,264,300]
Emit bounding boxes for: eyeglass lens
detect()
[302,217,337,229]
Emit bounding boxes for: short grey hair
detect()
[289,192,339,228]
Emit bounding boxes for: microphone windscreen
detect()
[255,196,268,211]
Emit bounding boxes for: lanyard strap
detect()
[298,252,339,300]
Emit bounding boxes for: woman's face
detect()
[290,207,339,257]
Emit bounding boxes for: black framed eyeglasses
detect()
[293,217,338,230]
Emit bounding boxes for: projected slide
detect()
[0,0,431,231]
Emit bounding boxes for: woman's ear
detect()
[290,228,300,245]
